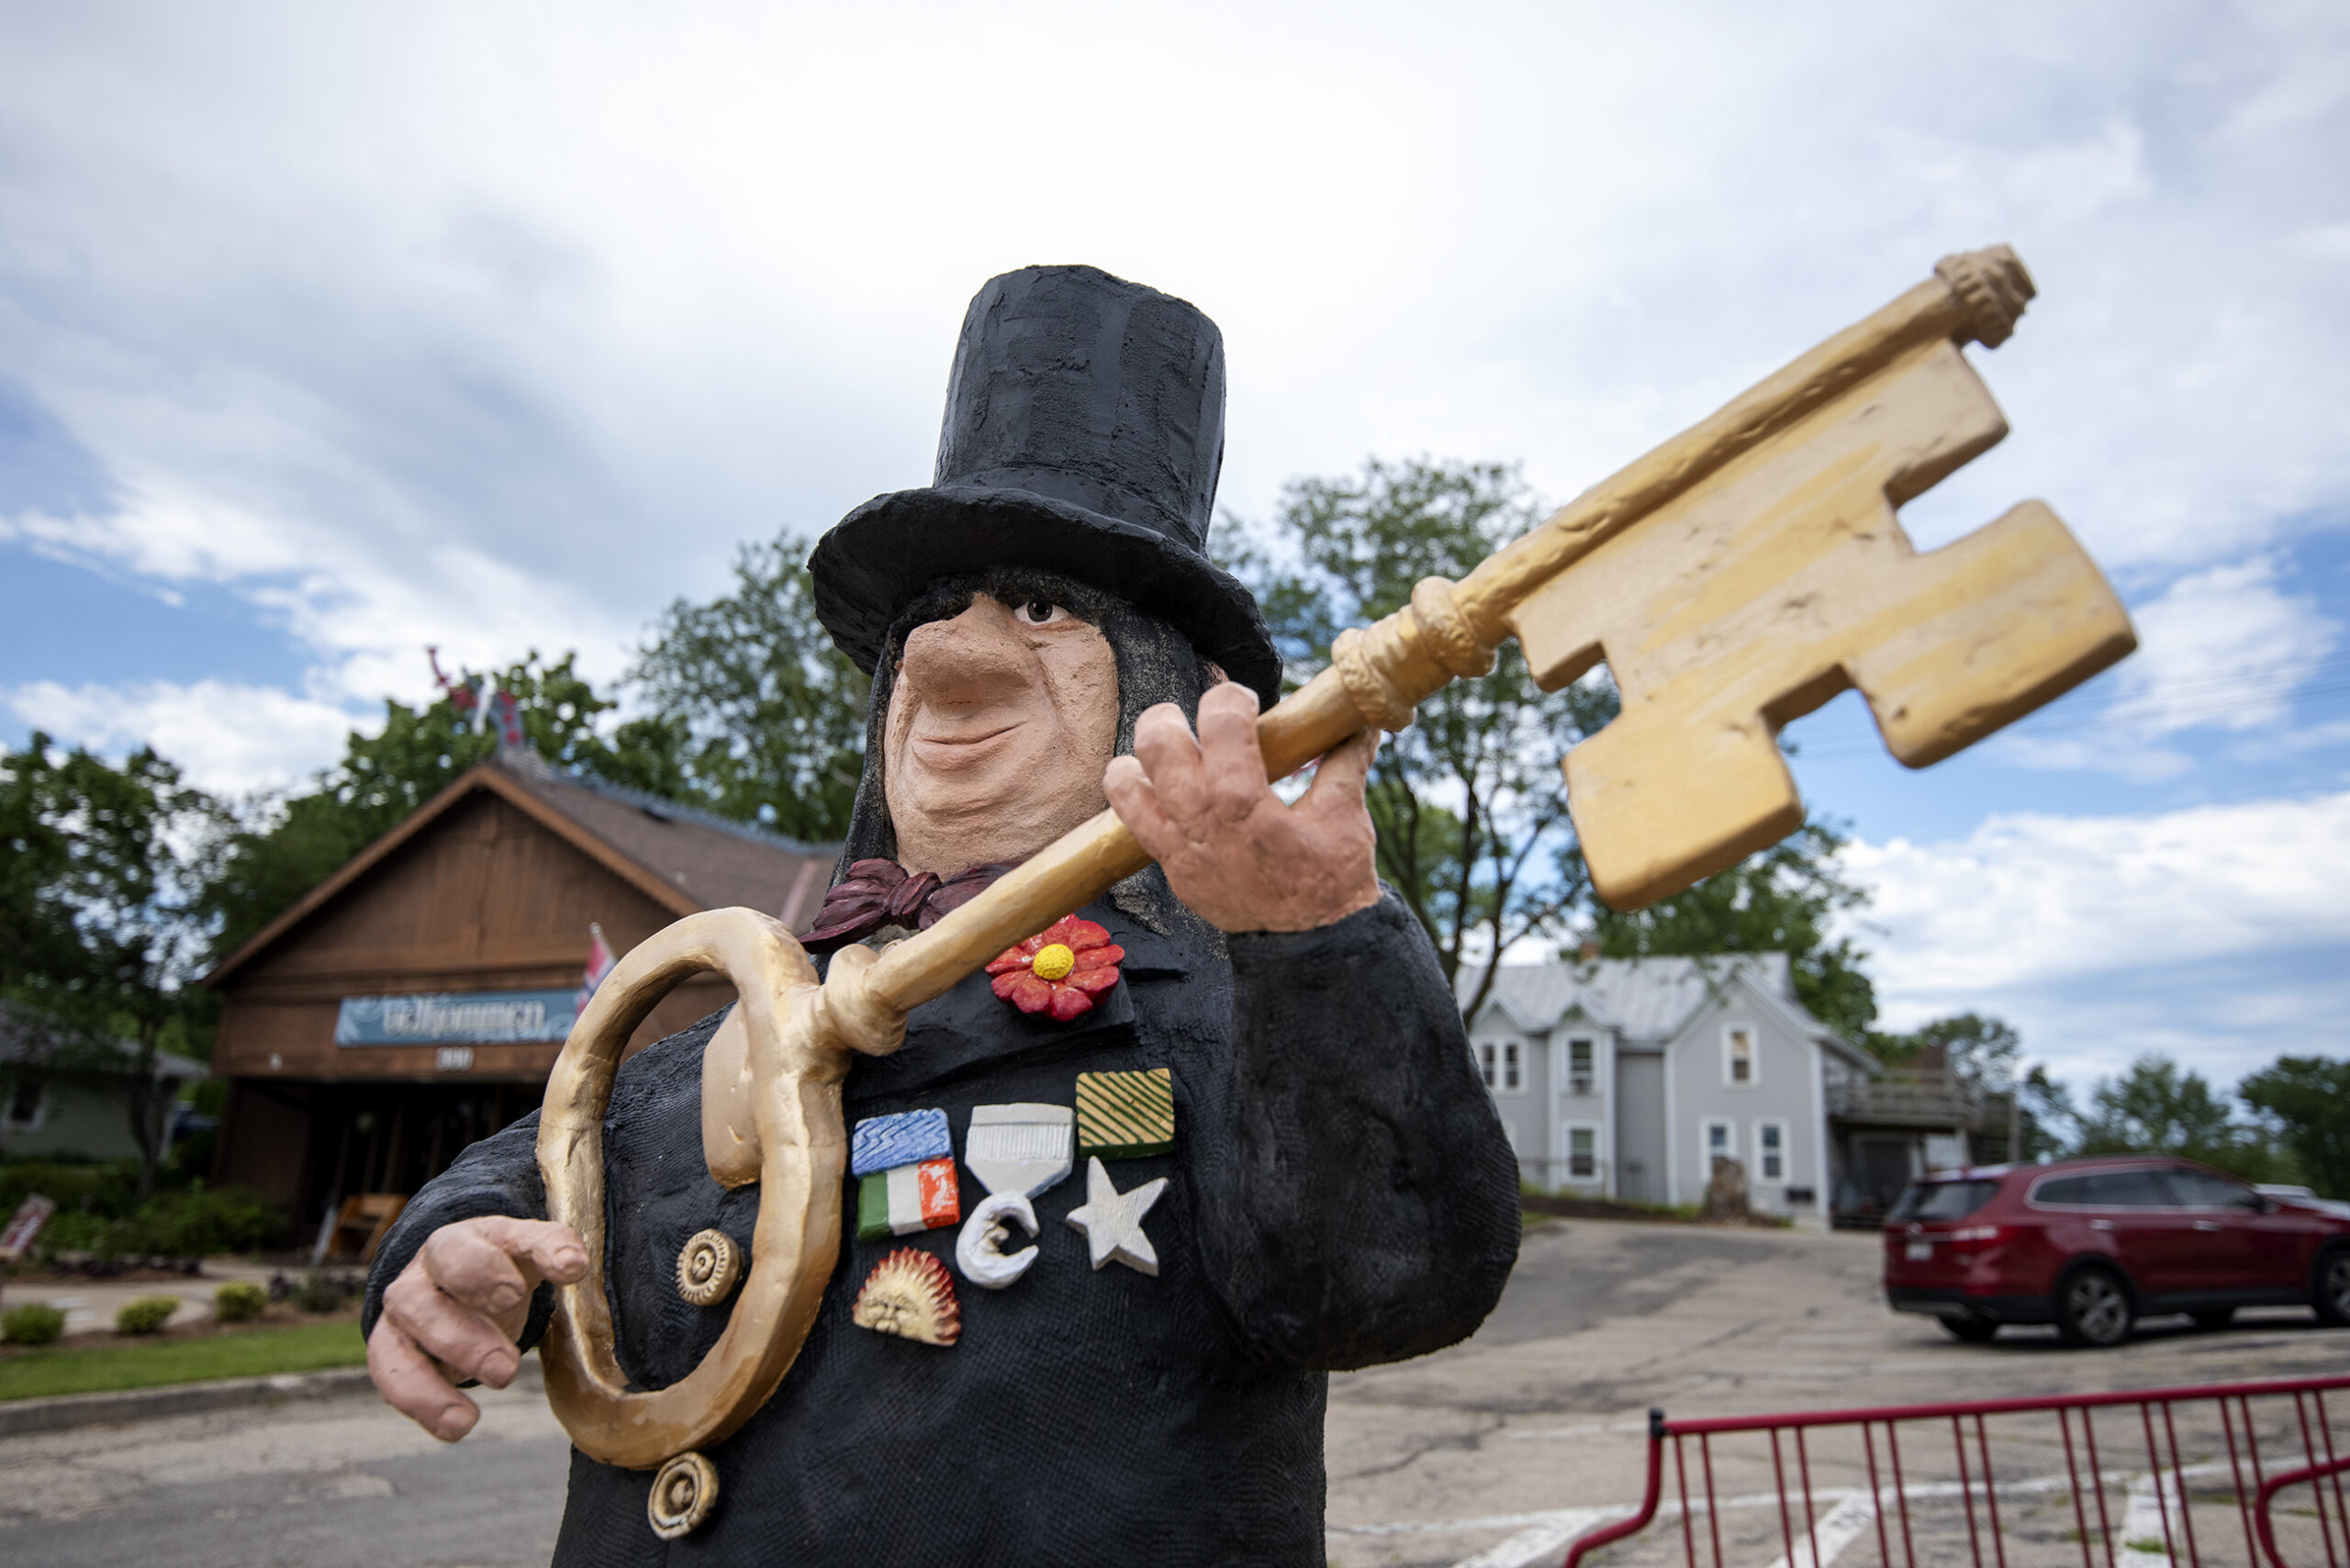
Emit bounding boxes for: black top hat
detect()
[810,265,1281,703]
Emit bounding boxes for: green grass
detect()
[0,1320,367,1402]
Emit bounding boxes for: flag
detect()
[576,924,617,1015]
[856,1158,960,1240]
[490,688,524,748]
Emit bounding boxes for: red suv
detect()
[1882,1155,2350,1347]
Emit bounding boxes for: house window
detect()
[1565,1123,1599,1181]
[1703,1118,1735,1165]
[2,1077,44,1133]
[1474,1040,1523,1094]
[1568,1037,1595,1096]
[1724,1025,1756,1086]
[1755,1119,1787,1183]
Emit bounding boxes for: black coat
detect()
[363,892,1520,1565]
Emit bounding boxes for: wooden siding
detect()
[212,790,734,1084]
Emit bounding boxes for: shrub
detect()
[0,1160,141,1225]
[115,1294,183,1336]
[17,1183,283,1263]
[2,1302,66,1345]
[118,1188,279,1257]
[213,1281,267,1323]
[32,1209,118,1259]
[296,1270,360,1313]
[165,1127,218,1180]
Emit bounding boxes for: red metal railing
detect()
[1561,1375,2350,1568]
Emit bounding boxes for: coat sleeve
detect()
[358,1014,723,1354]
[1194,890,1522,1370]
[358,1107,554,1351]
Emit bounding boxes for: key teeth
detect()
[1936,245,2036,349]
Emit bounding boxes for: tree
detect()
[202,652,687,958]
[1587,820,1879,1039]
[2240,1056,2350,1199]
[0,736,221,1195]
[1873,1013,2021,1083]
[1871,1013,2072,1159]
[1224,459,1618,1022]
[2014,1064,2078,1163]
[2075,1054,2291,1184]
[629,532,873,844]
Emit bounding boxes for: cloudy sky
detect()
[3,3,2344,1095]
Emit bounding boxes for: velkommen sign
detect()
[333,990,581,1047]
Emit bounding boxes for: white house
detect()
[0,1003,208,1164]
[1458,954,1877,1226]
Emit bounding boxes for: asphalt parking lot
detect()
[1325,1219,2350,1568]
[2,1218,2342,1567]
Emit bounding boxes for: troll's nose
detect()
[898,599,1036,711]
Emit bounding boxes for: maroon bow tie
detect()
[802,858,1016,952]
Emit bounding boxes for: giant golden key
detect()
[536,246,2134,1522]
[1517,312,2132,907]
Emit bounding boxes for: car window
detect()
[2166,1170,2256,1208]
[1887,1179,1999,1223]
[2033,1175,2094,1205]
[2034,1170,2174,1207]
[2088,1170,2176,1206]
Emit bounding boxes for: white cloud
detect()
[1851,790,2350,994]
[1,469,640,711]
[1843,790,2350,1078]
[1980,553,2342,778]
[2112,556,2339,734]
[1780,539,2346,779]
[0,2,2345,1078]
[7,678,363,797]
[2,6,2345,707]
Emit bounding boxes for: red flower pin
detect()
[986,915,1125,1021]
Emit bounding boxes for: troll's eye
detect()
[1020,599,1063,625]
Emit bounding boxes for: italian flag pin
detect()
[857,1157,961,1240]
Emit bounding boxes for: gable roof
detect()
[1459,954,1875,1069]
[202,751,840,988]
[0,1002,207,1081]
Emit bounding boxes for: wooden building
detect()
[203,752,836,1238]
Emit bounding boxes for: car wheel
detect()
[2055,1266,2132,1348]
[2314,1249,2350,1327]
[2189,1308,2235,1332]
[1938,1316,1999,1343]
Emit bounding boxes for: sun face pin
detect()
[851,1248,961,1346]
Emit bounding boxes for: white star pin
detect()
[1064,1156,1167,1276]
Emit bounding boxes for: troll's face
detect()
[882,591,1120,877]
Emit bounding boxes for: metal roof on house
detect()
[494,752,838,918]
[1458,953,1874,1067]
[0,1002,208,1080]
